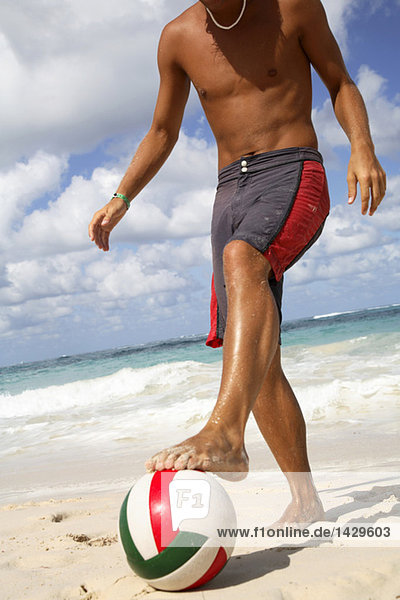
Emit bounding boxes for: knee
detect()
[223,240,271,282]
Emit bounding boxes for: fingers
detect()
[100,228,110,252]
[347,172,357,205]
[359,176,370,216]
[369,168,386,216]
[88,197,128,251]
[347,168,387,216]
[88,206,115,251]
[369,174,381,216]
[88,211,104,242]
[88,210,110,251]
[361,169,386,216]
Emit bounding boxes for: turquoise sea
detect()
[0,304,399,502]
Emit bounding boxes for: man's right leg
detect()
[252,346,325,525]
[145,240,279,475]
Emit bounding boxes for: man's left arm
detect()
[297,0,386,216]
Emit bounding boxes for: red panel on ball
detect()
[149,470,178,552]
[183,546,228,590]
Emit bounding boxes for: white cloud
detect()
[313,65,400,160]
[0,151,68,243]
[372,175,400,231]
[0,255,85,305]
[316,207,382,256]
[7,165,122,259]
[0,0,194,167]
[322,0,395,52]
[357,66,400,156]
[286,174,400,290]
[136,237,212,271]
[0,296,75,340]
[322,0,355,52]
[4,133,216,262]
[85,253,186,301]
[0,238,210,349]
[0,133,216,349]
[288,242,400,286]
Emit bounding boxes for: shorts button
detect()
[241,166,248,172]
[241,160,248,166]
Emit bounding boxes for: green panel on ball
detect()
[119,490,208,580]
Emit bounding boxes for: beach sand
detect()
[1,417,399,600]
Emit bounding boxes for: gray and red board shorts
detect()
[206,147,330,348]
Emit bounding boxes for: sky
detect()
[0,0,399,366]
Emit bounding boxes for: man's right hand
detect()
[88,196,128,251]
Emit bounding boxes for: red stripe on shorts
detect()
[263,160,330,281]
[206,274,223,348]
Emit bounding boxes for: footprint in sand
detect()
[67,533,118,546]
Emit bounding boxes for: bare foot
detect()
[271,496,325,528]
[145,429,249,480]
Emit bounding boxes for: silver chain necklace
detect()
[205,0,247,30]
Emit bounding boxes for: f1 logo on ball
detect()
[169,479,211,531]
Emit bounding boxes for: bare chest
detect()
[179,15,306,102]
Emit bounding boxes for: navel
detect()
[268,68,278,77]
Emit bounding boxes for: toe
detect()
[145,457,155,472]
[155,452,168,471]
[164,452,179,469]
[187,456,199,470]
[174,452,191,470]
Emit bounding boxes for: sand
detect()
[1,428,400,600]
[1,488,399,600]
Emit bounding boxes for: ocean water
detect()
[0,304,399,502]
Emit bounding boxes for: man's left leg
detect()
[252,345,325,524]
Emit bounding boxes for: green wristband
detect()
[112,193,131,210]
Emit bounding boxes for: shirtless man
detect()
[89,0,386,524]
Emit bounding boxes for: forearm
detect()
[331,80,374,151]
[330,79,386,216]
[116,126,178,201]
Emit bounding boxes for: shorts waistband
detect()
[218,147,324,185]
